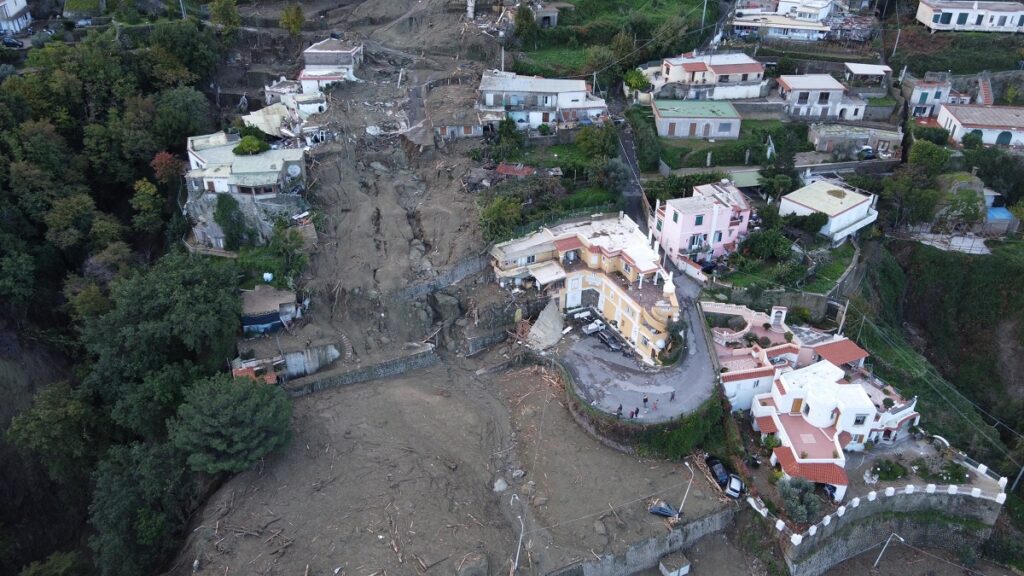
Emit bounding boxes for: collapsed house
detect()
[182,131,310,250]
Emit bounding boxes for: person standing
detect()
[642,394,649,410]
[670,390,676,402]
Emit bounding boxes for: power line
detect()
[897,540,993,576]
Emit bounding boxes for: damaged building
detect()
[182,131,310,250]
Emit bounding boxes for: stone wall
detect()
[385,253,491,304]
[776,487,1005,576]
[710,287,830,321]
[544,507,737,576]
[282,344,440,397]
[732,101,786,119]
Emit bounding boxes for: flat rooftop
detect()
[920,0,1024,10]
[778,74,845,91]
[652,100,740,119]
[479,70,586,94]
[942,104,1024,130]
[782,179,872,217]
[844,63,892,76]
[733,14,831,30]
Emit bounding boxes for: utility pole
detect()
[1012,463,1024,493]
[179,0,186,19]
[891,27,901,59]
[873,533,905,569]
[701,0,709,29]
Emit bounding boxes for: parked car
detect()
[582,319,606,335]
[858,146,876,161]
[705,455,745,499]
[2,36,24,48]
[596,330,622,352]
[701,262,718,275]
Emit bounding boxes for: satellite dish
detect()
[287,164,301,178]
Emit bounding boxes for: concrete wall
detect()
[283,345,440,397]
[862,104,896,122]
[730,101,786,118]
[782,489,1004,576]
[385,253,491,304]
[711,286,830,320]
[544,507,736,576]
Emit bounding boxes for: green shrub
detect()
[537,123,552,136]
[233,135,270,155]
[778,478,820,523]
[873,459,907,481]
[213,194,249,250]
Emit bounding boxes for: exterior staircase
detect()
[978,74,994,106]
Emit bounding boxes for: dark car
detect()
[2,37,24,48]
[596,330,622,352]
[706,455,745,498]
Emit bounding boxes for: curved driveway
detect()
[562,271,717,422]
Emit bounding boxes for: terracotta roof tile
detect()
[553,237,584,252]
[722,366,776,383]
[496,162,537,178]
[774,448,849,486]
[681,62,709,72]
[839,431,852,448]
[756,416,778,433]
[813,338,869,367]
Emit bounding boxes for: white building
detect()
[905,76,974,117]
[476,70,608,130]
[182,132,308,250]
[0,0,30,34]
[731,14,831,40]
[937,104,1024,146]
[750,359,919,500]
[778,178,878,245]
[916,0,1024,32]
[299,38,364,94]
[636,52,767,101]
[778,74,865,119]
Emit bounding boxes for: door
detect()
[668,122,676,136]
[790,398,803,413]
[542,112,550,123]
[688,122,697,137]
[997,131,1013,145]
[702,123,710,137]
[566,277,582,308]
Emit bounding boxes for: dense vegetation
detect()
[0,19,294,576]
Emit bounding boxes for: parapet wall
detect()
[546,507,737,576]
[283,344,440,397]
[763,485,1006,576]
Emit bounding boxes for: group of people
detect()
[615,390,676,419]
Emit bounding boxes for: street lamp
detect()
[677,461,695,518]
[873,532,905,569]
[510,495,525,573]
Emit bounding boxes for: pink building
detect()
[650,180,751,266]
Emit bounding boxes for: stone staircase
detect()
[978,74,994,106]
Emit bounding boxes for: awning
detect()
[528,261,567,286]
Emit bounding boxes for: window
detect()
[797,91,809,104]
[957,12,968,24]
[526,255,536,264]
[818,92,830,104]
[1019,14,1024,25]
[918,92,929,104]
[656,219,663,231]
[672,211,679,223]
[853,108,860,117]
[854,434,865,443]
[623,263,631,273]
[742,73,749,81]
[932,13,940,23]
[935,91,943,100]
[976,14,984,24]
[940,12,952,24]
[713,231,722,242]
[695,215,704,226]
[718,122,732,133]
[720,75,730,83]
[641,335,650,346]
[999,15,1007,26]
[803,403,810,416]
[854,414,867,426]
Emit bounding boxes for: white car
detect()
[582,320,606,335]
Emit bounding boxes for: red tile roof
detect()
[774,448,849,486]
[813,338,869,367]
[722,366,776,383]
[496,162,537,178]
[553,237,584,252]
[774,378,786,395]
[682,62,709,72]
[765,343,800,358]
[711,63,763,75]
[756,416,778,434]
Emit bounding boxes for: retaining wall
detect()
[710,287,830,321]
[282,345,440,397]
[776,487,1004,576]
[385,253,491,304]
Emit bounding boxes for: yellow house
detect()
[490,213,680,363]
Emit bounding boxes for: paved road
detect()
[615,121,649,234]
[562,271,717,422]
